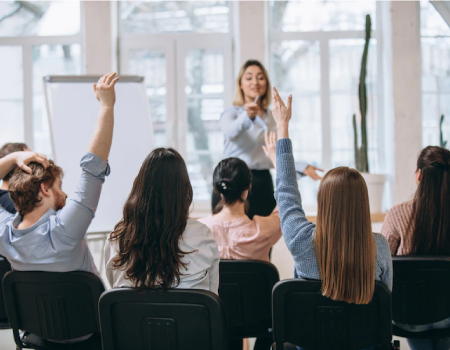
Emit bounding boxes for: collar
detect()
[12,208,56,236]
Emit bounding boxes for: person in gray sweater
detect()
[269,87,392,349]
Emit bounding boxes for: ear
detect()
[40,182,52,198]
[417,169,422,182]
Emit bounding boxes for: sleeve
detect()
[377,235,393,291]
[295,161,308,179]
[274,138,317,261]
[255,206,282,246]
[208,234,221,295]
[380,209,401,255]
[55,153,110,244]
[220,107,254,141]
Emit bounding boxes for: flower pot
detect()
[360,173,387,214]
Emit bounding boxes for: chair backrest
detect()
[99,288,229,350]
[0,256,11,323]
[2,271,104,342]
[218,260,279,338]
[272,279,392,350]
[392,256,450,325]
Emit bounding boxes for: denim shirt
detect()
[0,153,110,276]
[221,106,308,175]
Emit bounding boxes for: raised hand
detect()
[93,72,119,107]
[262,132,277,169]
[272,87,292,139]
[15,152,49,174]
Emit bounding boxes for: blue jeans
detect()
[395,317,450,350]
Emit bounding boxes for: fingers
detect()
[270,131,277,145]
[19,163,32,174]
[273,87,286,108]
[315,166,324,172]
[105,72,117,85]
[262,145,268,156]
[111,77,119,87]
[264,132,269,146]
[287,94,292,111]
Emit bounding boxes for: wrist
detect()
[277,125,289,139]
[99,103,114,110]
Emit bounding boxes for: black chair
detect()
[219,260,279,344]
[99,288,229,350]
[392,256,450,339]
[272,279,397,350]
[3,271,104,350]
[0,255,11,329]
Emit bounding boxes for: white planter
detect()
[360,173,387,214]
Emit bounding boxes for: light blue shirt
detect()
[0,153,110,276]
[220,106,308,175]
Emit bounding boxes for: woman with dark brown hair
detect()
[271,87,392,350]
[382,146,450,350]
[104,148,220,293]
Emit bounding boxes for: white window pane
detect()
[271,40,321,206]
[33,44,81,156]
[420,0,450,37]
[185,49,225,200]
[329,39,379,173]
[0,46,23,144]
[0,1,80,37]
[120,1,229,34]
[128,49,167,147]
[270,1,376,32]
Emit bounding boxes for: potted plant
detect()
[352,14,386,213]
[440,114,448,148]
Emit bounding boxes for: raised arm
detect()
[88,72,119,161]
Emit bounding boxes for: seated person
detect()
[271,87,392,350]
[0,72,118,277]
[200,134,281,262]
[104,148,220,294]
[382,145,450,350]
[0,142,30,214]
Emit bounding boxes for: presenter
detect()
[213,60,322,219]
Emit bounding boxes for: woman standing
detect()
[213,60,321,218]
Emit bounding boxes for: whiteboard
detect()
[44,76,154,233]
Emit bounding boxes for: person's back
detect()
[0,143,30,214]
[381,146,450,350]
[104,148,220,294]
[200,156,281,262]
[0,72,119,276]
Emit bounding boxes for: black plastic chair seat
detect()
[20,332,102,350]
[392,325,450,339]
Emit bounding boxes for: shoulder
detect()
[184,218,214,239]
[384,200,413,224]
[373,233,391,258]
[198,215,214,226]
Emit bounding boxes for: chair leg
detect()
[392,340,400,350]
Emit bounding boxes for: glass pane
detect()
[421,37,450,147]
[329,39,379,173]
[185,49,224,200]
[128,49,167,147]
[271,1,376,32]
[0,46,24,144]
[33,44,81,156]
[120,1,229,34]
[0,1,80,36]
[420,0,450,37]
[271,40,321,207]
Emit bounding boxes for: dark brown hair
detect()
[212,157,252,214]
[0,143,29,181]
[8,161,64,215]
[110,148,194,290]
[408,146,450,255]
[315,167,375,304]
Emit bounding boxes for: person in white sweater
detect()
[104,148,220,294]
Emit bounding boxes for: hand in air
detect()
[272,87,292,127]
[244,102,259,119]
[262,132,277,169]
[15,152,49,174]
[93,72,119,107]
[304,165,323,181]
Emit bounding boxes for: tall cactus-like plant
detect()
[353,14,371,173]
[440,114,448,148]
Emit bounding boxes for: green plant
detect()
[353,14,371,173]
[440,114,448,148]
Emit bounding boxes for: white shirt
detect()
[104,218,220,294]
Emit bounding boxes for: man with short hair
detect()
[0,72,119,276]
[0,142,30,214]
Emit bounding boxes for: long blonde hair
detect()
[233,60,271,109]
[315,167,376,304]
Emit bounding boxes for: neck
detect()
[221,201,246,216]
[0,180,8,191]
[18,205,51,229]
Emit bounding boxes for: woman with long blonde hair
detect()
[213,59,322,219]
[270,87,392,348]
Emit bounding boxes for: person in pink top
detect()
[199,132,281,263]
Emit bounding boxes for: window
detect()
[268,1,381,209]
[0,1,82,156]
[119,1,233,206]
[421,0,450,148]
